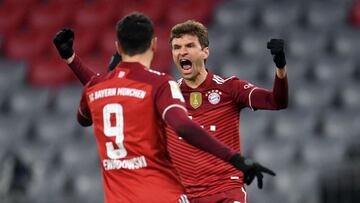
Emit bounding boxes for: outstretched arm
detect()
[252,39,288,110]
[165,107,275,189]
[157,80,275,189]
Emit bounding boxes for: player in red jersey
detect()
[167,20,288,203]
[54,13,276,203]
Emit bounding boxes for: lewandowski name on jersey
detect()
[89,87,146,102]
[103,156,147,171]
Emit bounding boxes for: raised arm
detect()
[233,39,288,110]
[53,28,96,85]
[251,39,288,110]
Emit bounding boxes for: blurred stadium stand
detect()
[0,0,359,202]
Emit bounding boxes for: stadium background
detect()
[0,0,360,202]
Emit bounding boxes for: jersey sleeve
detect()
[230,77,260,110]
[68,55,97,85]
[77,84,92,126]
[231,75,288,111]
[155,78,187,120]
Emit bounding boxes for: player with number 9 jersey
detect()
[78,62,189,203]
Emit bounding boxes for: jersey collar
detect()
[116,61,147,71]
[180,70,213,91]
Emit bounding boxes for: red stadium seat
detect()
[119,0,167,24]
[0,4,27,37]
[3,30,48,61]
[165,0,216,26]
[27,2,70,32]
[74,1,115,31]
[82,54,111,74]
[46,0,85,8]
[98,27,117,57]
[49,27,99,58]
[28,57,76,87]
[351,0,360,27]
[2,0,40,7]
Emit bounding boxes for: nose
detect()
[179,47,188,56]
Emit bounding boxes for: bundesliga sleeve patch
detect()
[169,81,185,102]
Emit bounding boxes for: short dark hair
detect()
[170,20,209,49]
[116,12,154,56]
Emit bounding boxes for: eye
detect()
[186,43,194,48]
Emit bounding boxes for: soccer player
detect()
[166,21,288,203]
[108,23,288,203]
[56,13,275,203]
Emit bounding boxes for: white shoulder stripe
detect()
[177,78,183,86]
[162,104,187,120]
[224,76,236,82]
[212,75,236,84]
[179,194,190,203]
[248,87,259,111]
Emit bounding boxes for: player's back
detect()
[84,62,184,203]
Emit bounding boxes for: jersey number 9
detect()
[103,103,127,159]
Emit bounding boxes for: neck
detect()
[184,68,208,89]
[121,51,153,69]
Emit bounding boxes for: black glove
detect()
[229,153,275,189]
[53,28,74,59]
[267,39,286,69]
[108,52,122,71]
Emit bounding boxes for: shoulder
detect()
[145,69,174,85]
[211,73,256,92]
[86,71,115,88]
[136,69,176,92]
[211,73,238,85]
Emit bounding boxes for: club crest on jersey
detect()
[190,92,202,109]
[206,90,221,105]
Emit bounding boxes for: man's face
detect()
[171,34,209,80]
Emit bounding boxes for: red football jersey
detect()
[78,62,189,203]
[166,71,260,198]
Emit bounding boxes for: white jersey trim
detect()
[162,104,188,120]
[248,87,259,111]
[178,194,190,203]
[177,78,183,86]
[242,187,247,203]
[78,107,90,120]
[212,74,236,84]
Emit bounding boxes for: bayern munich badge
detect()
[207,90,221,105]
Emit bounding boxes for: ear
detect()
[202,47,209,60]
[151,37,157,53]
[115,41,123,55]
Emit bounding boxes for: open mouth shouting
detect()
[179,59,193,74]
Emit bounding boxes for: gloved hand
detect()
[108,52,122,71]
[53,28,74,59]
[229,153,275,189]
[267,39,286,69]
